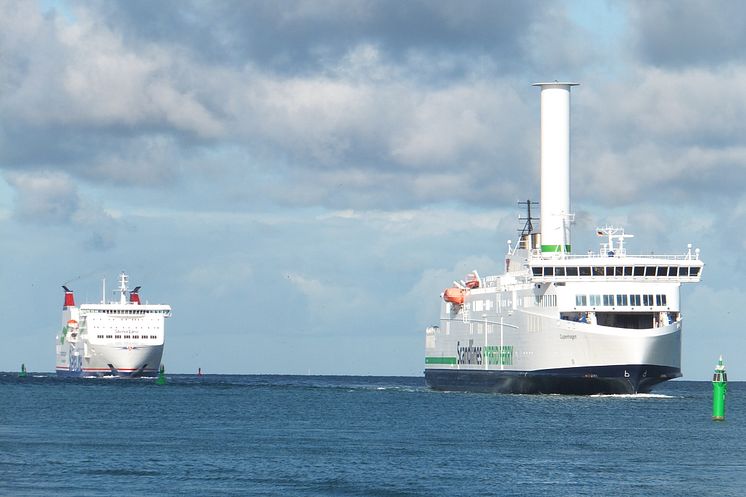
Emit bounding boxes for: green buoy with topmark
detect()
[19,363,27,378]
[712,355,727,421]
[156,364,166,385]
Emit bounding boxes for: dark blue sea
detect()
[1,374,744,497]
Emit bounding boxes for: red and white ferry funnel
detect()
[62,285,75,308]
[533,82,578,256]
[129,286,141,304]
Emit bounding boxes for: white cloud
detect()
[5,170,80,224]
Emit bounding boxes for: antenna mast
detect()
[518,199,539,236]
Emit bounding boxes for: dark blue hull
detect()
[424,365,680,395]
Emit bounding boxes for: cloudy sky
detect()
[1,0,744,379]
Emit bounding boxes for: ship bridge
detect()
[524,226,703,284]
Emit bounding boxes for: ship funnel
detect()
[62,285,75,308]
[130,286,141,304]
[533,82,578,256]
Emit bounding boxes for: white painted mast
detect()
[118,272,129,304]
[532,82,578,257]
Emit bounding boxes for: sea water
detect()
[0,374,743,497]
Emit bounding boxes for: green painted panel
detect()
[425,357,457,365]
[541,244,571,253]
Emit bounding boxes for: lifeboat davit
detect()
[443,287,466,305]
[464,271,480,289]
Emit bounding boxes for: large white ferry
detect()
[55,272,172,377]
[424,83,704,394]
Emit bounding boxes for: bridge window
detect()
[593,266,604,276]
[624,267,633,276]
[532,267,542,276]
[668,267,679,276]
[690,267,700,276]
[566,267,579,276]
[543,267,554,276]
[645,266,656,276]
[555,267,565,276]
[633,266,645,276]
[579,267,591,276]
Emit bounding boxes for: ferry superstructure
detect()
[424,83,703,394]
[55,272,172,377]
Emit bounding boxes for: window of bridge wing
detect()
[579,266,591,276]
[679,267,689,276]
[633,266,645,276]
[566,266,579,276]
[532,267,542,276]
[593,266,604,276]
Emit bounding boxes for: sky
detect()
[1,0,744,379]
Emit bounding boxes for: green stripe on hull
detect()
[541,244,571,253]
[425,357,457,365]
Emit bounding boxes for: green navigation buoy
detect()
[712,355,727,421]
[156,364,166,385]
[19,363,27,378]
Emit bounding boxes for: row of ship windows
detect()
[95,334,158,339]
[576,294,668,307]
[532,266,700,277]
[92,310,168,315]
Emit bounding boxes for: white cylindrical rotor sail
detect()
[533,82,578,256]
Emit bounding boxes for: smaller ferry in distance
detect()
[55,272,172,377]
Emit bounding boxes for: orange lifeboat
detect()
[443,287,466,305]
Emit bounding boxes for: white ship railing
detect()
[528,250,701,261]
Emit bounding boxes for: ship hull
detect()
[425,364,680,395]
[56,343,163,378]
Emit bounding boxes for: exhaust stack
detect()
[62,286,75,308]
[533,82,578,256]
[130,286,141,304]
